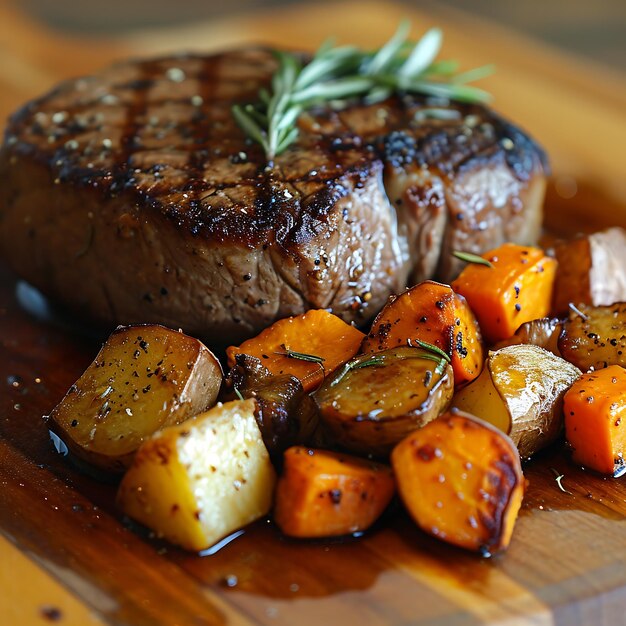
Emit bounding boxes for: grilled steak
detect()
[0,49,547,344]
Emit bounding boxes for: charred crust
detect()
[478,450,521,549]
[2,49,547,248]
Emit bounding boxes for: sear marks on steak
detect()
[0,49,548,344]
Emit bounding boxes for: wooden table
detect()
[1,1,626,624]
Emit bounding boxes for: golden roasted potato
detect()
[392,410,525,555]
[558,302,626,372]
[452,345,580,459]
[494,316,562,356]
[48,324,222,473]
[314,346,453,457]
[221,353,319,461]
[552,227,626,315]
[117,399,276,552]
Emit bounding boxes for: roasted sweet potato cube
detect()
[452,243,557,344]
[274,447,395,537]
[391,411,525,554]
[226,310,364,392]
[361,280,484,387]
[564,365,626,476]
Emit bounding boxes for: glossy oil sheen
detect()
[1,3,626,621]
[2,190,626,626]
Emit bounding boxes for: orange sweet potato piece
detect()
[361,280,484,387]
[451,243,557,344]
[564,365,626,476]
[226,310,364,392]
[391,410,525,554]
[274,446,395,538]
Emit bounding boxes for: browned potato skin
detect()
[48,324,222,473]
[552,227,626,315]
[314,347,453,457]
[558,302,626,372]
[452,345,580,459]
[494,317,562,356]
[221,353,319,461]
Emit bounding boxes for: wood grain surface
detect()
[1,1,626,625]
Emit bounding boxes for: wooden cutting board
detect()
[1,2,626,625]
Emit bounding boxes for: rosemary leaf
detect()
[314,37,336,58]
[234,386,245,401]
[275,347,326,364]
[330,355,386,386]
[550,468,573,495]
[399,27,442,78]
[367,20,411,75]
[243,104,268,126]
[295,46,360,89]
[352,355,386,370]
[452,250,494,268]
[424,59,459,76]
[452,64,495,85]
[568,302,589,321]
[410,339,451,363]
[291,76,375,105]
[364,86,393,105]
[276,126,300,154]
[231,105,268,153]
[274,105,302,134]
[434,359,447,376]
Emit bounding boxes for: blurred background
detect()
[1,0,624,204]
[16,0,626,72]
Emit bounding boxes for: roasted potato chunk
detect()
[558,302,626,372]
[552,227,626,315]
[274,447,395,538]
[222,354,319,461]
[48,324,222,473]
[315,347,453,457]
[117,399,276,551]
[452,345,580,459]
[391,410,525,554]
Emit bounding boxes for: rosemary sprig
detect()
[330,355,386,387]
[233,386,245,401]
[452,250,493,268]
[232,20,493,160]
[331,348,449,387]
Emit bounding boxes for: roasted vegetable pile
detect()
[46,229,626,556]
